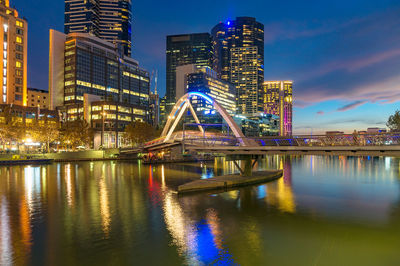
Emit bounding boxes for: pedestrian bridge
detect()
[180,134,400,156]
[144,92,400,156]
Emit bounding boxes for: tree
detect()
[29,120,60,153]
[387,110,400,132]
[60,119,91,150]
[0,106,26,148]
[125,121,156,146]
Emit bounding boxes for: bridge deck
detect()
[186,145,400,156]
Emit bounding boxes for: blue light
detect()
[227,21,231,26]
[173,100,186,117]
[189,92,214,104]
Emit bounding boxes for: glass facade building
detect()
[233,113,279,137]
[64,0,100,37]
[98,0,132,57]
[187,67,236,124]
[231,46,259,115]
[65,0,132,56]
[49,31,150,149]
[61,33,149,120]
[166,33,213,105]
[264,81,293,136]
[212,17,264,115]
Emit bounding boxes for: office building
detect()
[176,64,201,100]
[0,1,28,106]
[186,67,236,123]
[65,0,132,56]
[98,0,132,56]
[166,33,212,105]
[233,113,279,137]
[230,46,259,114]
[27,88,49,108]
[64,0,99,36]
[212,17,264,114]
[49,30,150,147]
[264,81,293,136]
[0,104,58,128]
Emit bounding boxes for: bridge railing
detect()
[182,132,400,147]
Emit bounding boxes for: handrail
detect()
[180,133,400,147]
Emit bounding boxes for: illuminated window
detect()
[16,61,21,68]
[16,36,22,43]
[16,21,23,27]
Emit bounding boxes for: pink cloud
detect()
[336,101,367,112]
[295,75,400,108]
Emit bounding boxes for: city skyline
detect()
[14,0,400,133]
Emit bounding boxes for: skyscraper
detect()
[166,33,212,105]
[64,0,132,56]
[0,0,28,106]
[212,17,264,115]
[64,0,100,36]
[98,0,132,56]
[264,81,293,136]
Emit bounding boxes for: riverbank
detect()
[177,170,283,194]
[0,149,127,163]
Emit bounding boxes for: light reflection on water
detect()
[0,155,399,265]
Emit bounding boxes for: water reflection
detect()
[0,196,12,265]
[0,156,399,264]
[264,158,296,213]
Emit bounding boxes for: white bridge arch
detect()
[161,92,251,146]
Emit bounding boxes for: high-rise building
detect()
[0,1,28,106]
[64,0,132,56]
[231,46,259,114]
[166,33,212,105]
[264,81,293,136]
[212,17,264,115]
[175,64,199,100]
[49,30,150,147]
[64,0,100,36]
[98,0,132,56]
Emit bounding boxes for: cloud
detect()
[264,17,365,44]
[316,111,324,115]
[278,8,400,108]
[294,48,400,85]
[336,101,367,112]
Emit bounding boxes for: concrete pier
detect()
[177,170,283,194]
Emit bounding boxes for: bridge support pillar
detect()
[243,156,253,177]
[227,154,261,177]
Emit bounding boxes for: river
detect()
[0,155,399,265]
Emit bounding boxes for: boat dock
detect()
[178,170,283,194]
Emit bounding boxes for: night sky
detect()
[14,0,400,134]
